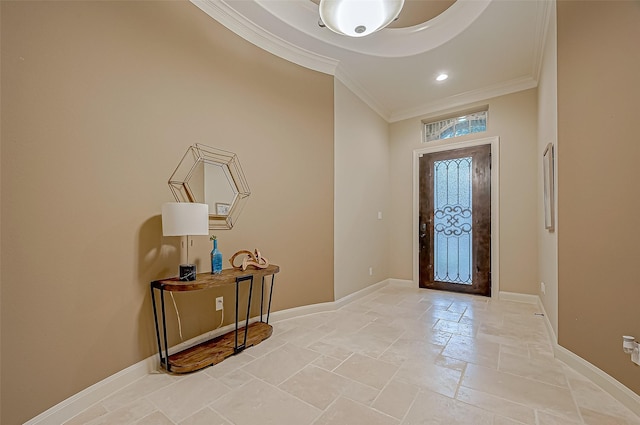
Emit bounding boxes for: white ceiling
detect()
[192,0,550,122]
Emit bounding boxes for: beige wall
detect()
[0,3,3,421]
[389,90,539,295]
[0,2,334,423]
[334,81,390,299]
[537,4,559,338]
[557,1,640,395]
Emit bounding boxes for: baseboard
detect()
[555,344,640,417]
[334,279,391,309]
[535,295,559,348]
[25,278,392,424]
[388,278,415,287]
[268,301,336,322]
[23,357,157,425]
[535,296,640,418]
[499,291,539,304]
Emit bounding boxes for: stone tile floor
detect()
[66,284,640,425]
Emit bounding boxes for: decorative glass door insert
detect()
[419,144,491,296]
[433,156,473,284]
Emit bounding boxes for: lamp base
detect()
[179,264,197,281]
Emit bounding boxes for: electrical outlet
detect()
[540,282,546,295]
[216,296,223,311]
[369,267,373,276]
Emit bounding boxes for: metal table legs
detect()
[150,272,277,372]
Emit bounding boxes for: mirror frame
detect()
[168,144,250,230]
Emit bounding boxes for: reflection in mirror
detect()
[204,163,235,216]
[168,144,250,230]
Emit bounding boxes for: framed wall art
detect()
[543,143,555,231]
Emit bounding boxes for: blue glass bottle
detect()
[211,236,222,274]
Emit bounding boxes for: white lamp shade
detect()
[319,0,404,37]
[162,202,209,236]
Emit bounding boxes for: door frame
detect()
[413,136,500,298]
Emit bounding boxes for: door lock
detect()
[420,222,427,239]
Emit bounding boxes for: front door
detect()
[419,144,491,296]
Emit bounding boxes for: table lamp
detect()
[162,202,209,280]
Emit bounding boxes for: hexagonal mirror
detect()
[168,144,250,230]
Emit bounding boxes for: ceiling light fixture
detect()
[319,0,405,38]
[436,73,449,81]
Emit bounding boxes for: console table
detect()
[150,265,279,373]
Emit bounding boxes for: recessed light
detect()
[436,73,448,81]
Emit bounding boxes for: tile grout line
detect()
[564,371,588,425]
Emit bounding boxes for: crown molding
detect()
[334,66,390,122]
[532,0,552,82]
[191,0,545,125]
[254,0,491,58]
[389,76,538,123]
[192,0,393,121]
[192,0,339,75]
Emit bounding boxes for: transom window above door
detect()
[423,110,488,143]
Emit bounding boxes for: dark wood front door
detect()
[419,144,491,296]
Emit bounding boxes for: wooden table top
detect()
[151,264,280,292]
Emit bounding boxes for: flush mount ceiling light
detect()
[436,73,449,81]
[319,0,405,37]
